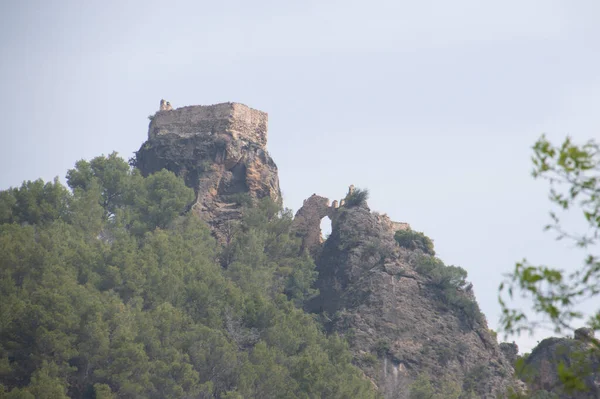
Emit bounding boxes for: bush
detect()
[444,288,484,327]
[463,365,491,396]
[361,353,378,367]
[227,192,253,207]
[394,229,435,255]
[374,339,391,357]
[345,188,369,207]
[413,256,467,290]
[409,373,462,399]
[412,255,483,326]
[435,343,455,366]
[0,154,379,398]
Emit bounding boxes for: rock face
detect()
[297,197,517,398]
[135,102,522,397]
[499,342,519,365]
[136,102,281,240]
[520,328,600,398]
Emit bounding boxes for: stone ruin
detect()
[291,185,410,258]
[574,327,596,342]
[142,101,410,250]
[150,101,268,147]
[159,99,173,111]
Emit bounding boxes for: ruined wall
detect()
[391,221,411,232]
[292,186,410,259]
[291,194,331,258]
[149,102,268,147]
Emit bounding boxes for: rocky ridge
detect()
[519,328,600,398]
[136,101,522,398]
[295,193,518,398]
[136,102,280,241]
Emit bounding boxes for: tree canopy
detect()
[0,153,377,398]
[499,135,600,335]
[499,135,600,396]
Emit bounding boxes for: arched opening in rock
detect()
[320,216,332,241]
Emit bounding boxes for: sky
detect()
[1,0,599,353]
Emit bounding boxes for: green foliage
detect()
[513,352,532,381]
[498,135,600,395]
[507,390,559,399]
[489,329,498,342]
[345,188,369,207]
[434,343,455,366]
[499,134,600,335]
[408,373,462,399]
[462,364,491,396]
[409,373,436,399]
[414,255,468,290]
[221,198,318,306]
[373,339,391,357]
[128,169,195,234]
[0,154,376,398]
[413,255,483,326]
[360,353,378,367]
[394,229,435,255]
[226,192,253,207]
[66,153,131,217]
[63,153,195,236]
[0,178,69,225]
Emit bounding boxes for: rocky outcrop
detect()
[301,200,518,398]
[499,342,519,365]
[291,185,410,259]
[135,102,523,397]
[519,328,600,398]
[136,102,280,240]
[291,194,332,257]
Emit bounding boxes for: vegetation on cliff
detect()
[394,229,435,256]
[0,154,377,398]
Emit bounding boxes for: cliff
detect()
[135,102,281,240]
[518,328,600,398]
[293,194,518,398]
[136,101,522,397]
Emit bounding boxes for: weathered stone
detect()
[149,102,268,146]
[136,102,280,241]
[135,102,527,397]
[307,202,518,398]
[499,342,519,365]
[521,331,600,398]
[391,221,411,232]
[575,327,595,341]
[291,194,332,257]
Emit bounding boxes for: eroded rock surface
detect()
[305,201,517,398]
[499,342,519,365]
[136,102,280,240]
[520,328,600,398]
[135,102,522,397]
[291,194,332,257]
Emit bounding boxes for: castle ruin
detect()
[150,102,268,147]
[292,185,411,257]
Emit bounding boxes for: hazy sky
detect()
[2,1,599,352]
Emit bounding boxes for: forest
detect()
[0,153,377,398]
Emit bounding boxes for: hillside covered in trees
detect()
[0,154,376,398]
[2,101,598,399]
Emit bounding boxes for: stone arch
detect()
[291,194,332,258]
